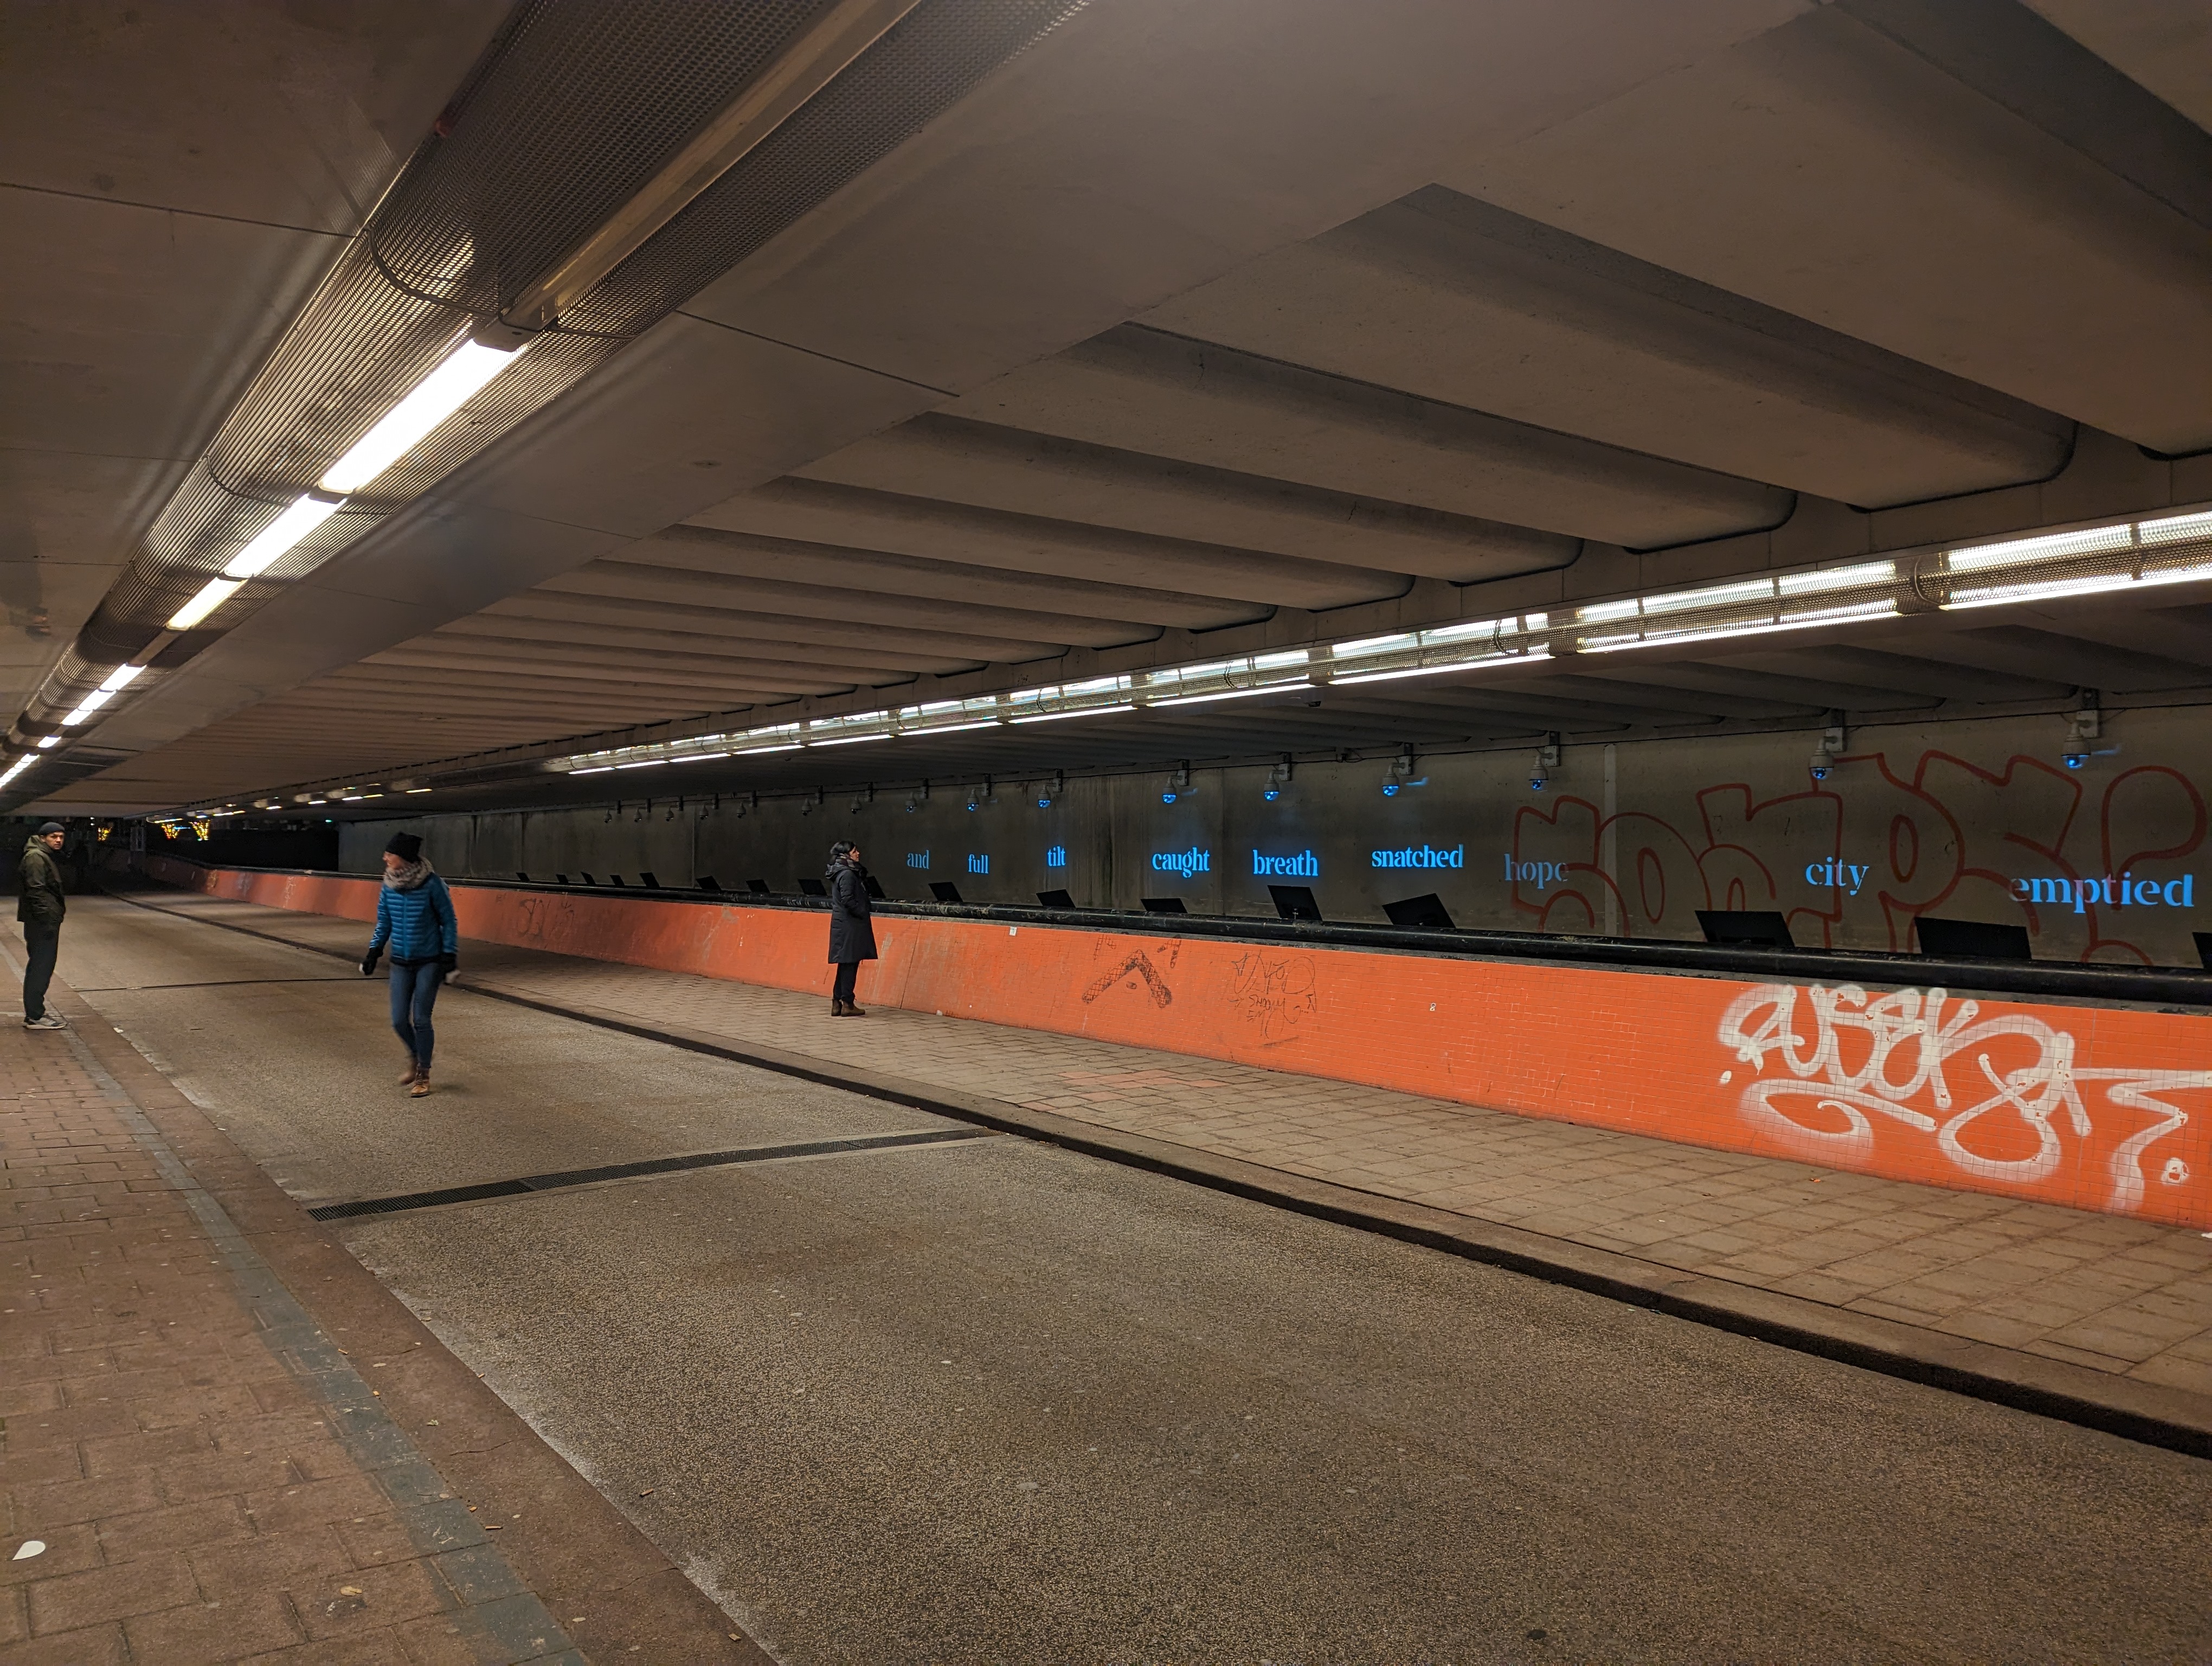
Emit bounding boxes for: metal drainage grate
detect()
[308,1125,993,1220]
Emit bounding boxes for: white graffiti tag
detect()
[1717,984,2208,1214]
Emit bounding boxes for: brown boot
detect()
[399,1060,420,1085]
[844,1001,866,1017]
[831,998,850,1016]
[409,1070,432,1098]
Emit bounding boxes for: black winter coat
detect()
[17,838,65,927]
[826,860,877,963]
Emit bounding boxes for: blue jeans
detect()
[389,959,443,1068]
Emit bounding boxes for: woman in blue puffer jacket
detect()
[360,831,459,1097]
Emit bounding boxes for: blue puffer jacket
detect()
[368,875,458,963]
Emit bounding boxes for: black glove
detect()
[361,949,382,977]
[438,953,458,978]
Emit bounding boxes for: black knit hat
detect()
[384,832,424,861]
[35,821,63,835]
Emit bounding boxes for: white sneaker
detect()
[23,1014,66,1030]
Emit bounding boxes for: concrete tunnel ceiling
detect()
[5,0,2212,819]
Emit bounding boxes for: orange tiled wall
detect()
[151,858,2212,1229]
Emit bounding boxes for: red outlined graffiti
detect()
[1509,748,2210,963]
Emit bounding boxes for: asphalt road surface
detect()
[55,895,2212,1664]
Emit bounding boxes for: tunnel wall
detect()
[150,853,2212,1231]
[339,706,2212,967]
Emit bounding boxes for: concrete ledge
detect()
[117,887,2212,1464]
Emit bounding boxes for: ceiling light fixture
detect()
[318,336,528,495]
[1941,510,2212,611]
[1574,566,1896,653]
[226,493,346,578]
[60,663,149,726]
[409,501,2201,791]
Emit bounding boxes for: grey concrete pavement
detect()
[57,899,958,1207]
[46,895,2212,1662]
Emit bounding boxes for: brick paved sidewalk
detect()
[2,938,772,1665]
[123,889,2212,1409]
[0,1010,591,1664]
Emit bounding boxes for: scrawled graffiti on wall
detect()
[1512,738,2209,965]
[1719,981,2209,1221]
[1226,950,1318,1045]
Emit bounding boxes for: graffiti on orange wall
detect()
[1719,981,2208,1216]
[1512,749,2209,964]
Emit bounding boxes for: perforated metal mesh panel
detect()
[564,0,1091,337]
[16,0,1088,773]
[371,0,826,323]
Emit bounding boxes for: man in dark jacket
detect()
[18,821,68,1029]
[826,840,877,1016]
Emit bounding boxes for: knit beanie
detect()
[385,832,425,862]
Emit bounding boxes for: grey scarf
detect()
[383,856,434,892]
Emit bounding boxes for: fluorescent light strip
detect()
[899,718,1002,736]
[168,576,245,631]
[1141,687,1294,709]
[58,659,155,727]
[319,337,526,494]
[1580,607,1896,653]
[1946,524,2132,572]
[224,494,344,579]
[1330,648,1555,686]
[531,509,2211,778]
[1011,703,1136,723]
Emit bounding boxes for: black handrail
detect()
[138,857,2212,1008]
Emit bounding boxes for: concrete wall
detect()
[339,704,2212,966]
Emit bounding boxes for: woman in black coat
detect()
[826,840,877,1016]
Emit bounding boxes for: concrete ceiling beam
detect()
[486,591,1021,667]
[1446,4,2212,452]
[1477,670,1801,722]
[1140,187,2072,507]
[420,625,930,685]
[1921,625,2212,693]
[342,658,815,701]
[1715,643,2072,702]
[433,615,970,679]
[945,324,1796,547]
[2023,0,2212,136]
[543,558,1155,651]
[638,522,1274,630]
[692,476,1416,609]
[1568,661,1928,714]
[793,415,1580,585]
[359,651,840,701]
